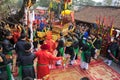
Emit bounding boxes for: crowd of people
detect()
[0,20,120,80]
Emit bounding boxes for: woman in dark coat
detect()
[104,38,119,66]
[0,53,9,80]
[0,45,12,80]
[19,42,36,80]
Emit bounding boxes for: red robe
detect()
[44,39,56,54]
[35,50,61,79]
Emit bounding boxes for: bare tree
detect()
[114,0,120,6]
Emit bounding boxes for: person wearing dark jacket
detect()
[65,35,75,65]
[72,34,80,60]
[80,37,92,70]
[0,45,13,80]
[2,31,15,80]
[19,42,36,80]
[2,31,14,57]
[56,33,65,66]
[93,34,102,59]
[104,38,119,66]
[15,33,27,64]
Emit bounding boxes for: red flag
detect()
[96,16,99,25]
[110,17,114,36]
[107,16,111,27]
[96,15,101,27]
[101,16,105,27]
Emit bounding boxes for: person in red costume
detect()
[44,31,57,69]
[44,31,57,55]
[35,44,62,80]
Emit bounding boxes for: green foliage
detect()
[35,0,50,7]
[17,0,23,8]
[96,2,102,6]
[0,0,22,18]
[52,1,58,10]
[0,0,11,18]
[73,0,96,6]
[103,0,112,6]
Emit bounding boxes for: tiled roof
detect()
[75,6,120,29]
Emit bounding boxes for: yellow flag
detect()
[64,2,67,10]
[110,25,114,36]
[49,1,53,8]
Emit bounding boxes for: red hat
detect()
[40,44,49,50]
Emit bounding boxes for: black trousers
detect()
[0,71,8,80]
[65,47,75,60]
[22,66,35,79]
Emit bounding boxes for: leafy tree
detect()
[35,0,50,7]
[87,0,96,6]
[96,2,102,6]
[103,0,112,6]
[113,0,120,6]
[0,0,36,24]
[73,0,96,6]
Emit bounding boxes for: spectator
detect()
[19,42,36,79]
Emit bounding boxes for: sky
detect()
[92,0,104,2]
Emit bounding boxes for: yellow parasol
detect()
[61,10,72,16]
